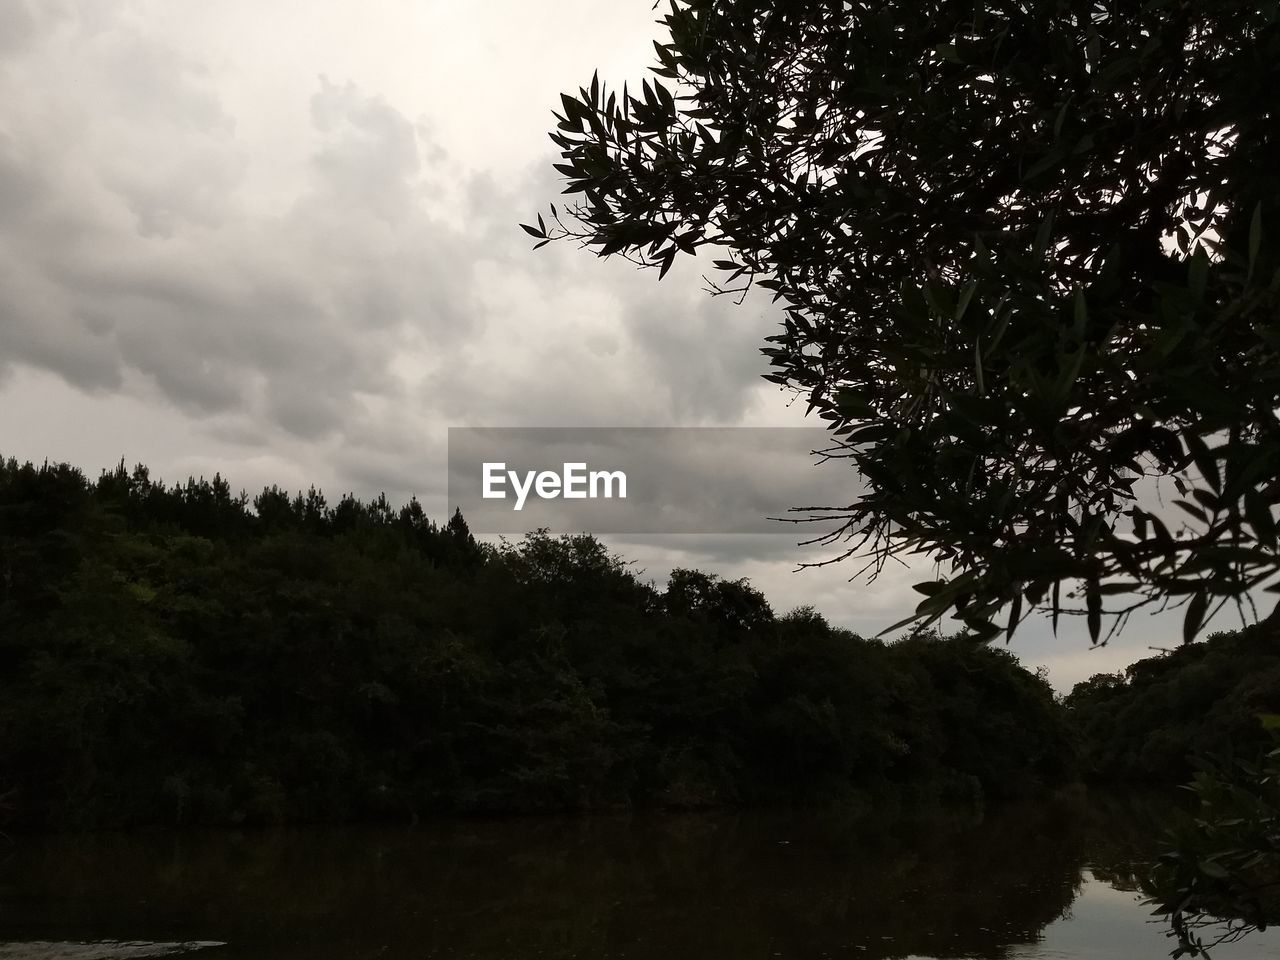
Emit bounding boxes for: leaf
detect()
[876,610,931,638]
[1147,512,1175,548]
[1132,509,1149,540]
[559,93,584,130]
[520,223,545,239]
[1198,858,1230,880]
[1245,490,1276,548]
[836,388,875,418]
[967,618,1002,643]
[1086,577,1101,644]
[1188,247,1209,302]
[657,246,677,280]
[1183,431,1221,494]
[1174,499,1207,524]
[1052,97,1073,139]
[1006,590,1022,643]
[1183,590,1208,645]
[1191,488,1219,514]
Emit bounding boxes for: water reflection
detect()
[0,943,223,960]
[1,794,1278,960]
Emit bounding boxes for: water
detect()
[1,794,1277,960]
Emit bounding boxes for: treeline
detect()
[1066,626,1280,783]
[0,456,1074,830]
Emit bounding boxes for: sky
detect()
[0,0,1215,689]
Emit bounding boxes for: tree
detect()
[526,0,1280,646]
[1149,718,1280,958]
[0,455,1075,827]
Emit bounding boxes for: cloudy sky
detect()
[0,0,1214,688]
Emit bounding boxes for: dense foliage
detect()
[1065,632,1280,955]
[529,0,1280,646]
[1068,631,1280,956]
[0,456,1072,830]
[1066,626,1280,783]
[1149,734,1280,958]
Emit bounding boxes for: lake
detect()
[2,792,1277,960]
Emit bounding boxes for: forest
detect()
[0,456,1274,832]
[1066,627,1280,784]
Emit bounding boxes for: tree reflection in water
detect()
[1,794,1275,960]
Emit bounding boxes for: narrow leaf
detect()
[1086,577,1101,644]
[1183,591,1208,645]
[1006,590,1022,643]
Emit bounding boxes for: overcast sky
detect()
[0,0,1217,688]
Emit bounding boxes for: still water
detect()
[2,794,1277,960]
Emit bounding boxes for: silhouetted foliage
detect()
[0,455,1070,829]
[1145,733,1280,958]
[1066,627,1280,784]
[529,0,1280,646]
[1066,627,1280,955]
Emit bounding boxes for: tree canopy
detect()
[527,0,1280,646]
[0,455,1072,830]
